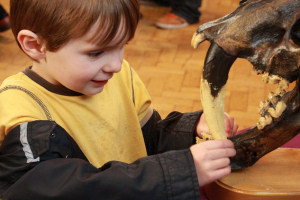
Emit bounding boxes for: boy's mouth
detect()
[92,80,109,86]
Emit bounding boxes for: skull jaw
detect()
[230,82,300,170]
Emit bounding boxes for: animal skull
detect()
[192,0,300,169]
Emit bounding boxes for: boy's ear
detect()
[17,30,46,60]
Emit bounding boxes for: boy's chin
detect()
[83,87,105,96]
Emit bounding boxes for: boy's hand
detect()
[196,112,239,138]
[190,139,236,187]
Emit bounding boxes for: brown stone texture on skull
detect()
[192,0,300,169]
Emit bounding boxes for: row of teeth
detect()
[257,73,289,130]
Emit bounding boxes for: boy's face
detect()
[33,22,126,96]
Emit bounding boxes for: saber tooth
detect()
[200,79,227,139]
[199,43,236,140]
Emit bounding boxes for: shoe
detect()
[155,13,188,29]
[0,16,10,32]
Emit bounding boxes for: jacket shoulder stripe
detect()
[20,122,40,163]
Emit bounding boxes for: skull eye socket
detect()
[291,18,300,46]
[250,26,285,47]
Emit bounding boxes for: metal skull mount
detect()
[192,0,300,170]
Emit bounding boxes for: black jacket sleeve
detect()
[142,109,203,155]
[0,120,201,200]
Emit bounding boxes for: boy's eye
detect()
[88,51,103,57]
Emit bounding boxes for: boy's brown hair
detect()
[10,0,140,51]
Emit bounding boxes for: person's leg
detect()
[0,5,8,20]
[155,0,201,29]
[171,0,201,24]
[0,4,10,32]
[152,0,171,6]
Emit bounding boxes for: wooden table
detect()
[204,148,300,200]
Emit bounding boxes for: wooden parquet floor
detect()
[0,0,293,130]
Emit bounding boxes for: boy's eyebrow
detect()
[92,29,130,48]
[93,38,130,49]
[80,43,126,53]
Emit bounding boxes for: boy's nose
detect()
[103,49,123,73]
[109,60,122,73]
[103,62,122,73]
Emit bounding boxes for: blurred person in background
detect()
[0,4,10,32]
[140,0,202,29]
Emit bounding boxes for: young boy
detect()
[0,0,237,199]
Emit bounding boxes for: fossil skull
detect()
[192,0,300,169]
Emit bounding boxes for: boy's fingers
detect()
[224,113,233,133]
[207,166,232,183]
[208,148,236,160]
[224,113,239,136]
[204,139,235,149]
[232,121,239,135]
[209,158,231,170]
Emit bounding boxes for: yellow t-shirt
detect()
[0,60,151,167]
